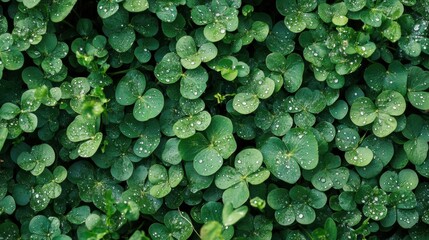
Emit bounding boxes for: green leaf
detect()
[222,202,248,226]
[23,0,41,8]
[98,0,120,18]
[123,0,149,12]
[235,148,263,176]
[350,97,377,126]
[155,53,182,84]
[132,120,161,157]
[284,128,319,169]
[205,115,236,158]
[66,206,91,225]
[215,166,241,189]
[200,221,223,240]
[78,132,103,158]
[397,209,419,228]
[335,127,360,151]
[194,147,223,176]
[261,137,301,184]
[111,157,134,181]
[174,111,211,139]
[180,67,208,99]
[19,112,38,133]
[165,211,193,240]
[29,215,51,235]
[133,88,164,121]
[162,138,182,165]
[408,92,429,110]
[176,35,197,60]
[284,53,304,93]
[67,115,97,142]
[115,70,146,106]
[376,90,406,116]
[372,113,397,138]
[0,195,15,215]
[329,100,349,120]
[204,22,227,42]
[50,0,78,22]
[17,144,55,175]
[266,22,296,55]
[222,181,249,208]
[233,93,259,114]
[345,147,374,167]
[0,103,20,120]
[0,127,7,152]
[404,137,428,165]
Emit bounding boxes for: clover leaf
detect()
[415,183,429,225]
[402,114,429,165]
[407,66,429,110]
[355,185,388,221]
[149,210,193,240]
[232,70,275,114]
[334,126,374,167]
[266,21,296,55]
[176,35,218,69]
[91,135,140,181]
[123,0,149,12]
[364,61,407,95]
[121,165,163,215]
[285,87,326,127]
[191,1,240,42]
[381,190,419,229]
[154,52,183,84]
[17,143,55,176]
[267,185,327,226]
[318,2,348,26]
[199,201,235,239]
[380,169,419,192]
[266,53,304,93]
[360,0,404,27]
[0,33,24,78]
[254,101,293,137]
[261,128,319,184]
[28,215,70,240]
[0,195,15,215]
[27,33,69,76]
[215,148,269,207]
[103,7,159,52]
[276,0,319,33]
[66,115,103,158]
[115,70,164,121]
[147,164,183,198]
[303,153,350,191]
[233,215,273,240]
[179,115,237,176]
[119,114,161,158]
[147,0,185,22]
[355,135,394,179]
[173,98,211,138]
[350,90,406,137]
[211,56,250,81]
[222,202,248,226]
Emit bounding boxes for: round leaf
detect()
[133,88,164,122]
[194,147,223,176]
[350,97,377,126]
[154,53,182,84]
[235,148,263,175]
[233,93,259,114]
[115,70,146,106]
[345,147,373,167]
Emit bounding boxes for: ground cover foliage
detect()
[1,0,429,239]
